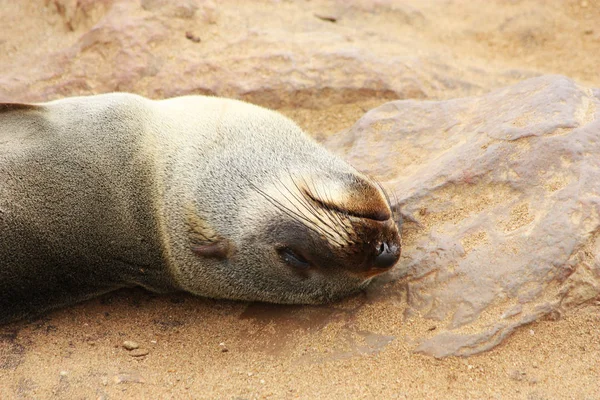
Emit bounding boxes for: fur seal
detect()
[0,94,401,324]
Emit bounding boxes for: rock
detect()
[509,370,527,381]
[0,0,532,106]
[129,348,149,357]
[123,341,139,350]
[46,0,116,31]
[327,75,600,357]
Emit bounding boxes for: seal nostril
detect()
[373,242,399,269]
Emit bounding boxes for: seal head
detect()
[157,96,402,304]
[184,170,401,304]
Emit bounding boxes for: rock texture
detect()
[328,75,600,357]
[0,0,542,106]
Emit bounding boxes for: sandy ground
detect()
[1,0,600,399]
[1,289,599,399]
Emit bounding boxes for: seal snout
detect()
[373,241,400,269]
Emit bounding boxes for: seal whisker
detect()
[301,174,353,241]
[247,177,346,247]
[390,190,400,224]
[317,177,355,237]
[270,175,327,227]
[295,175,345,239]
[271,176,348,247]
[373,178,393,212]
[372,177,403,227]
[299,175,338,225]
[285,171,344,237]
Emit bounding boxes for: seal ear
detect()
[191,242,230,260]
[0,103,42,113]
[186,205,234,260]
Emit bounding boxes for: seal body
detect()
[0,94,401,324]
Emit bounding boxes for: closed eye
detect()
[277,247,311,269]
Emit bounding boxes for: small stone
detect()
[59,370,68,376]
[129,348,149,357]
[260,379,265,384]
[509,370,526,381]
[113,373,145,384]
[314,13,337,23]
[123,341,139,350]
[185,31,201,43]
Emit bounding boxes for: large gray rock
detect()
[327,75,600,357]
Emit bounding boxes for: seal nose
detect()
[373,241,400,269]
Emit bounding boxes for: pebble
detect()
[185,31,201,43]
[123,341,139,351]
[129,348,150,357]
[509,370,527,381]
[113,373,145,384]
